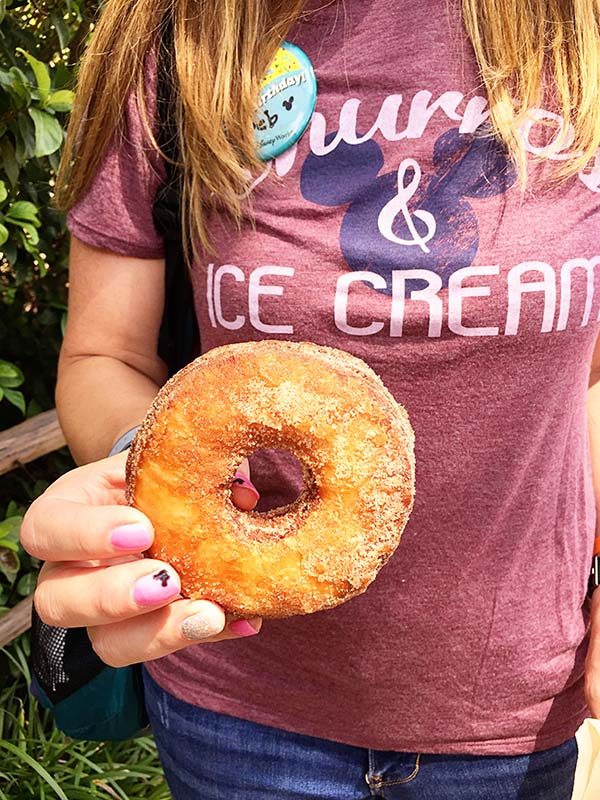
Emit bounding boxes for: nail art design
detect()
[133,569,180,607]
[153,569,171,587]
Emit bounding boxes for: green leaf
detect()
[50,12,71,52]
[16,572,37,596]
[26,398,42,419]
[0,517,22,542]
[0,0,6,25]
[4,388,26,414]
[0,359,24,387]
[0,181,7,205]
[16,48,51,102]
[2,239,16,266]
[48,148,61,172]
[15,115,36,161]
[46,89,74,112]
[0,546,19,579]
[17,229,38,254]
[1,138,18,186]
[4,200,40,224]
[0,222,8,246]
[0,741,69,800]
[6,501,20,518]
[3,67,31,106]
[23,222,40,244]
[28,107,64,157]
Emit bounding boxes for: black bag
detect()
[153,12,199,375]
[30,15,194,740]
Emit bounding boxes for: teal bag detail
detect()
[30,618,150,741]
[32,666,147,741]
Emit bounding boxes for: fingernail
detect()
[229,619,260,637]
[232,471,260,500]
[133,568,180,606]
[110,523,152,551]
[181,613,224,641]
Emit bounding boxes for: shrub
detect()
[0,0,93,573]
[0,0,97,432]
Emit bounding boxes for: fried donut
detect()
[126,340,415,618]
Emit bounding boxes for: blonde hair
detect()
[55,0,600,258]
[462,0,600,178]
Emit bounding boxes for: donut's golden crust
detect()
[126,341,415,618]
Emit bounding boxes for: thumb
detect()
[231,469,260,511]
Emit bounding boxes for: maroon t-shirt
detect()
[67,0,600,754]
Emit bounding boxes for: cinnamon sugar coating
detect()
[126,340,415,618]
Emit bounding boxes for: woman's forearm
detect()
[55,237,168,464]
[56,353,164,464]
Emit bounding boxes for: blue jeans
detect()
[143,669,578,800]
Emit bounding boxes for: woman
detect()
[20,1,600,797]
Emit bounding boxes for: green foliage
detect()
[0,0,94,711]
[0,443,75,608]
[0,0,96,431]
[0,500,40,615]
[0,357,25,412]
[0,639,170,798]
[0,0,91,532]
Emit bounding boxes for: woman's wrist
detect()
[108,425,141,457]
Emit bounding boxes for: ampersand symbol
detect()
[377,159,436,253]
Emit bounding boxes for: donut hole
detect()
[240,448,307,514]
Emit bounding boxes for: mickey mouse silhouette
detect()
[300,128,517,296]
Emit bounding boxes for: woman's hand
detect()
[20,451,261,668]
[585,591,600,717]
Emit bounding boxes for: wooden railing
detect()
[0,409,65,475]
[0,409,66,648]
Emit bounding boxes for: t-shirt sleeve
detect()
[66,54,166,259]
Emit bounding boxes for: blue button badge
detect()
[254,42,317,162]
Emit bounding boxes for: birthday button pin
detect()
[254,42,317,161]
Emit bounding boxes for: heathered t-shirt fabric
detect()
[67,0,600,754]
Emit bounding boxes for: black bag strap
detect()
[152,13,200,376]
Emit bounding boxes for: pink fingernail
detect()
[110,523,152,551]
[133,568,180,606]
[229,619,260,637]
[232,472,259,500]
